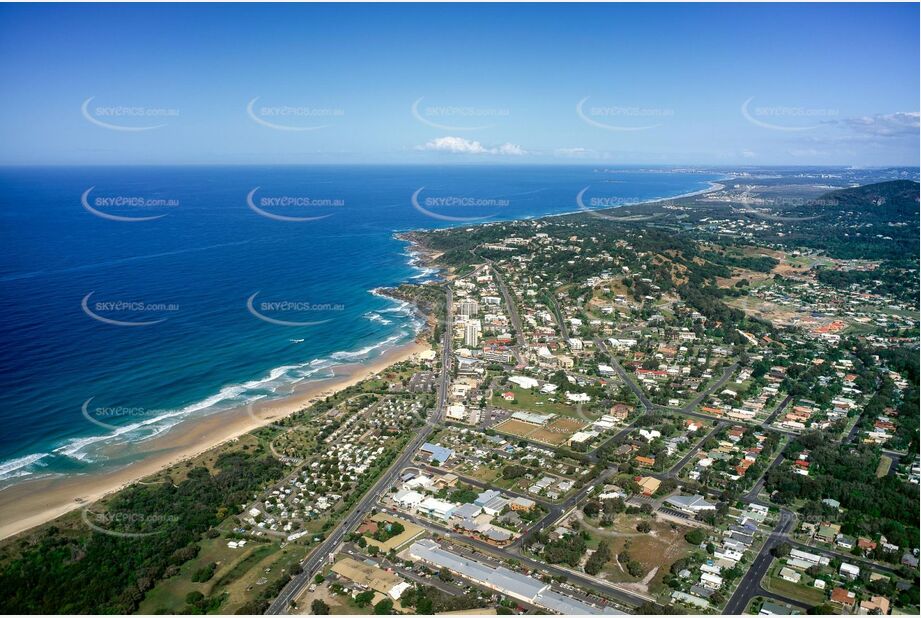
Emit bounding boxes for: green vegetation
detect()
[369,520,405,543]
[0,451,285,614]
[399,583,485,614]
[766,432,920,550]
[584,540,612,575]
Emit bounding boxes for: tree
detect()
[684,528,706,545]
[771,542,791,558]
[583,500,601,518]
[584,541,611,575]
[626,560,645,578]
[416,596,434,614]
[354,591,375,607]
[808,604,836,615]
[373,599,393,615]
[637,521,651,533]
[310,599,330,615]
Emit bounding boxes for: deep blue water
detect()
[0,165,721,483]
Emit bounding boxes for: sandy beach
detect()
[0,338,431,541]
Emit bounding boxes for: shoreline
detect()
[0,174,719,543]
[0,337,431,542]
[399,177,727,236]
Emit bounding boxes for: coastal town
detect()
[0,178,917,617]
[0,3,918,617]
[242,179,918,616]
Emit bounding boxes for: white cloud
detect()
[833,112,919,137]
[416,136,526,155]
[554,147,595,158]
[495,142,526,156]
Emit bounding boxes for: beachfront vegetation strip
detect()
[0,449,284,613]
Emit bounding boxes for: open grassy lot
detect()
[139,534,311,614]
[529,424,572,446]
[493,415,587,446]
[578,512,696,596]
[493,418,540,439]
[490,385,583,417]
[294,581,374,615]
[762,561,826,606]
[361,513,424,552]
[876,455,893,478]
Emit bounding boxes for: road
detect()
[395,509,647,610]
[544,292,570,340]
[664,421,726,478]
[742,448,786,503]
[342,543,466,597]
[787,539,903,576]
[488,264,523,342]
[724,509,804,614]
[514,465,619,548]
[763,394,793,426]
[595,341,654,410]
[487,262,527,367]
[674,363,741,414]
[596,339,739,418]
[266,286,453,614]
[416,463,553,509]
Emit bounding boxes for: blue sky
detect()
[0,2,917,166]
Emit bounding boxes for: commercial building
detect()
[408,540,623,615]
[665,494,718,514]
[464,320,481,347]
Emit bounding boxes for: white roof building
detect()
[509,375,539,389]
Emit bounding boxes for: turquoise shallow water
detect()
[0,165,721,483]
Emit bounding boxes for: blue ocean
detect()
[0,166,721,483]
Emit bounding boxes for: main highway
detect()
[266,287,453,614]
[724,509,806,614]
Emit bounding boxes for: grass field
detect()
[876,455,893,478]
[493,416,587,446]
[297,582,373,615]
[138,534,311,614]
[490,385,582,417]
[139,537,274,613]
[762,562,826,606]
[362,513,424,552]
